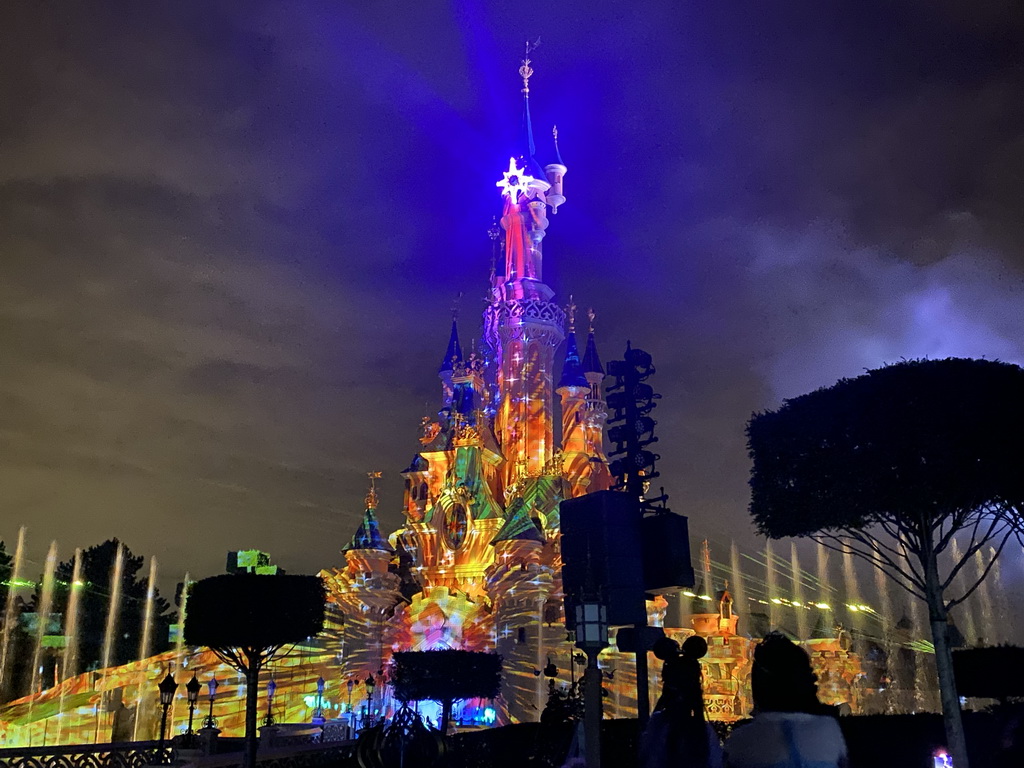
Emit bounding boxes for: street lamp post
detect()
[345,679,356,737]
[263,678,277,727]
[364,674,375,727]
[157,672,178,764]
[574,597,609,768]
[311,676,326,724]
[185,673,201,743]
[203,677,218,729]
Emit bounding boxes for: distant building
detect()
[226,549,284,575]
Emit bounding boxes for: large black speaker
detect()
[560,490,646,628]
[641,511,695,594]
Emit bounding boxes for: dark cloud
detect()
[1,0,1023,636]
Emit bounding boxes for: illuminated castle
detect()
[0,51,867,746]
[321,47,616,724]
[316,53,864,724]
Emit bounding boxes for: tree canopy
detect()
[185,573,326,669]
[747,357,1024,768]
[186,573,325,768]
[391,650,501,732]
[953,646,1024,704]
[748,357,1024,599]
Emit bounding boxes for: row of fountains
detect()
[0,526,1012,747]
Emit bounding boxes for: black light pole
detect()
[185,673,201,741]
[203,677,218,729]
[575,598,609,768]
[312,676,325,724]
[263,678,277,727]
[364,674,375,727]
[157,672,178,763]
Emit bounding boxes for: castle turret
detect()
[544,126,567,213]
[558,300,596,497]
[343,472,395,576]
[438,319,463,406]
[559,308,612,496]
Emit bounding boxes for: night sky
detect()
[2,1,1024,599]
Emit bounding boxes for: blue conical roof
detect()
[438,320,463,375]
[343,507,394,554]
[519,96,547,180]
[582,332,604,375]
[558,332,588,389]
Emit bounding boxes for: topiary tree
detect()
[391,650,501,734]
[747,358,1024,768]
[185,574,326,768]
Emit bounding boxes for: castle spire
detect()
[582,308,604,376]
[558,296,588,390]
[343,471,394,554]
[438,317,463,375]
[518,39,543,177]
[487,44,566,487]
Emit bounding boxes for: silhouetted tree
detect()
[0,542,12,614]
[747,358,1024,768]
[185,574,326,768]
[0,541,27,702]
[953,645,1024,705]
[391,650,501,734]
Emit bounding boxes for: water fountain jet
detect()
[0,526,28,699]
[790,542,808,640]
[765,540,778,629]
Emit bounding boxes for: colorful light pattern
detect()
[0,60,918,747]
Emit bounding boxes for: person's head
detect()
[681,635,708,661]
[752,632,821,714]
[652,635,680,661]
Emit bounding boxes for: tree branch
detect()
[812,532,924,600]
[943,516,1006,589]
[946,529,1013,611]
[209,646,247,674]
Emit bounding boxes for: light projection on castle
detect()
[0,52,950,747]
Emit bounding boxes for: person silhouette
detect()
[642,634,721,768]
[724,632,848,768]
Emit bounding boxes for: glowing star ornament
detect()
[496,157,535,203]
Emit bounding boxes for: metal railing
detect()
[0,741,168,768]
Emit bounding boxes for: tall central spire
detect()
[484,45,569,490]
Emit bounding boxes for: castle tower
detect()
[438,318,463,408]
[321,473,405,684]
[485,45,566,491]
[559,307,612,496]
[486,497,557,721]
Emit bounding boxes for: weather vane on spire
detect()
[519,38,541,95]
[566,295,577,332]
[365,471,382,509]
[587,308,596,334]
